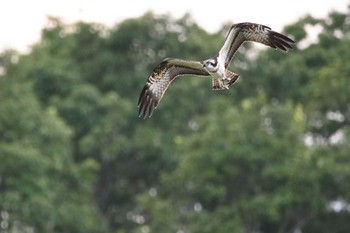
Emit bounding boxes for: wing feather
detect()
[138,22,296,118]
[138,58,209,118]
[219,22,295,68]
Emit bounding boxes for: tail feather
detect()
[211,70,240,90]
[225,70,240,87]
[212,78,222,90]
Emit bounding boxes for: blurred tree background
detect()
[0,6,350,233]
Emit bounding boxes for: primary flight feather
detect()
[138,22,295,118]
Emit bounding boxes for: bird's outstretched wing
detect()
[219,22,295,68]
[138,58,209,118]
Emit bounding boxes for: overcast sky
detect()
[0,0,349,52]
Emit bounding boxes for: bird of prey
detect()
[138,22,295,118]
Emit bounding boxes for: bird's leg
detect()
[219,78,230,89]
[212,78,229,90]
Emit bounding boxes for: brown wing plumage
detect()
[220,22,295,67]
[138,22,295,118]
[138,58,209,118]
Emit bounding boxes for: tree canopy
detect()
[0,7,350,233]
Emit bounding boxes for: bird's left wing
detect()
[138,58,209,118]
[219,22,295,68]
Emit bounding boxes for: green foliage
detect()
[1,8,350,233]
[0,78,99,232]
[134,94,309,233]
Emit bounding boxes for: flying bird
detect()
[138,22,295,118]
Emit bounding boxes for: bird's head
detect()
[202,57,219,73]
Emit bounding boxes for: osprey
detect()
[138,22,295,118]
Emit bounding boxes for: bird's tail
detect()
[225,70,240,87]
[212,70,240,90]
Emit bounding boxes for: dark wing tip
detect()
[138,59,174,119]
[138,84,159,119]
[233,22,295,52]
[269,30,295,51]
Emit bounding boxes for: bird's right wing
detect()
[219,22,295,68]
[138,58,209,118]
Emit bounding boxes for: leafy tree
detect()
[0,75,99,232]
[133,94,309,233]
[131,8,350,233]
[1,6,350,233]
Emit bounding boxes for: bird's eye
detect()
[210,59,218,67]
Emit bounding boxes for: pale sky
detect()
[0,0,349,52]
